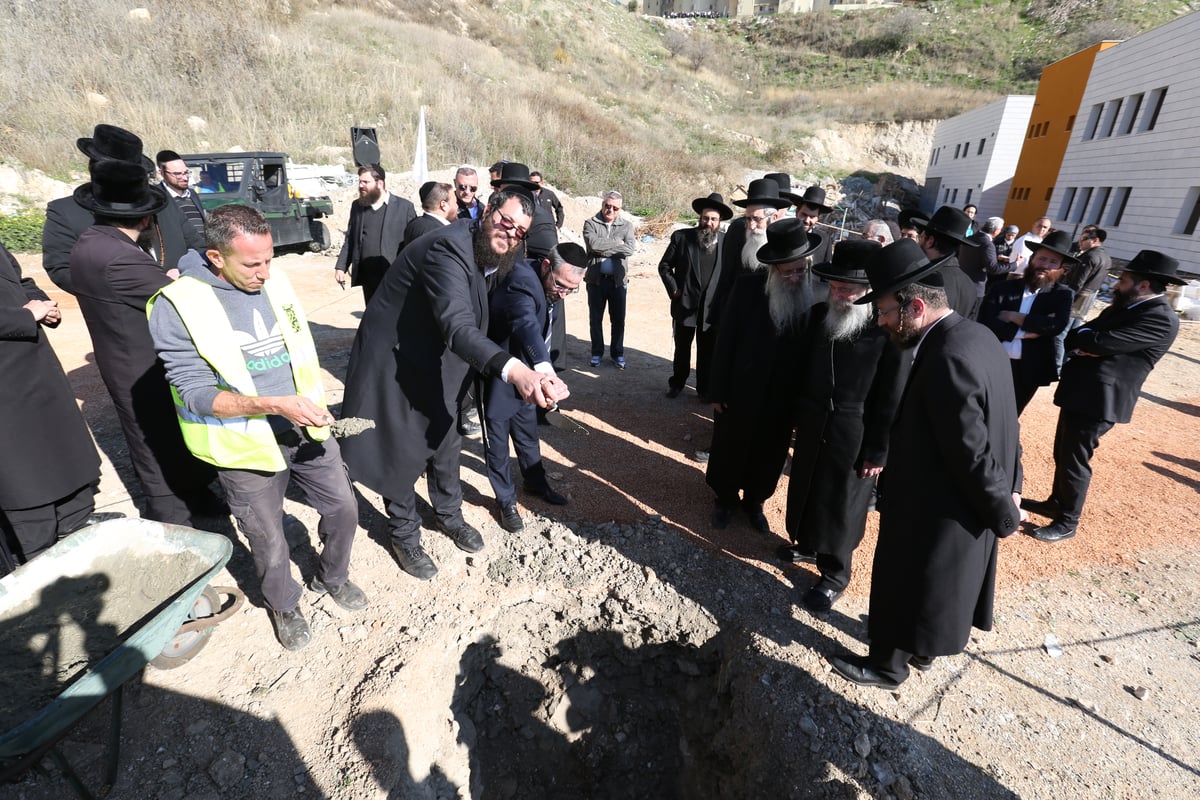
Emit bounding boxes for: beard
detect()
[698,227,718,252]
[766,268,814,333]
[886,307,922,350]
[358,185,383,207]
[472,225,519,280]
[742,228,768,271]
[1110,284,1137,309]
[823,298,872,342]
[1024,268,1055,291]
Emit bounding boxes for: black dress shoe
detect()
[694,449,710,463]
[525,484,569,505]
[776,544,818,564]
[1020,497,1061,517]
[499,504,524,532]
[711,505,733,529]
[665,386,682,399]
[457,419,482,436]
[270,607,312,651]
[392,543,437,580]
[908,655,935,672]
[435,518,485,553]
[308,577,369,611]
[828,655,902,690]
[802,586,843,613]
[1033,520,1077,543]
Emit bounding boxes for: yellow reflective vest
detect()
[148,271,327,472]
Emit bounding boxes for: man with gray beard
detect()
[780,240,909,614]
[706,219,820,533]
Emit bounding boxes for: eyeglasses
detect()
[876,300,910,319]
[491,208,527,240]
[552,278,579,296]
[456,184,477,192]
[163,170,189,178]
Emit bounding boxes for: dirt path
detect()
[4,225,1200,799]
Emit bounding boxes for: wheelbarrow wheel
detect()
[150,586,220,669]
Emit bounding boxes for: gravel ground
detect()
[3,189,1200,799]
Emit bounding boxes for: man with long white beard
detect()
[705,218,820,533]
[780,239,909,613]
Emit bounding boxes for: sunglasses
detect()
[457,184,477,192]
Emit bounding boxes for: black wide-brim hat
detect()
[856,238,943,304]
[756,217,823,264]
[691,192,732,220]
[793,185,833,214]
[490,161,539,191]
[813,238,882,284]
[1026,230,1080,266]
[732,178,790,209]
[1125,249,1187,285]
[73,159,168,218]
[76,124,154,173]
[915,205,978,248]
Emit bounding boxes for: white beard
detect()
[742,229,768,272]
[823,299,872,342]
[766,269,813,332]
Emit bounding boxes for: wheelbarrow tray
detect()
[0,519,232,760]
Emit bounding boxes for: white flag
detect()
[412,106,428,185]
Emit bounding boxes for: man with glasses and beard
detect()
[334,164,416,305]
[779,240,908,614]
[658,192,733,399]
[828,239,1021,690]
[978,230,1076,414]
[1022,250,1182,544]
[340,189,569,581]
[706,218,820,534]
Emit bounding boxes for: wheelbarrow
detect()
[0,518,244,798]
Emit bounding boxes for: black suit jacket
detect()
[1054,295,1179,424]
[658,227,724,329]
[335,192,416,287]
[978,280,1073,387]
[484,260,549,423]
[403,214,449,247]
[930,253,979,319]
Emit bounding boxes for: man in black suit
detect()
[829,239,1021,690]
[529,171,565,230]
[43,124,205,294]
[156,149,206,239]
[484,244,584,532]
[913,205,980,318]
[1024,250,1183,543]
[340,189,569,580]
[404,181,457,244]
[787,184,834,269]
[978,230,1076,414]
[333,163,416,305]
[658,192,732,399]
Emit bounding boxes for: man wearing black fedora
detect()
[978,229,1076,414]
[790,185,834,268]
[782,238,908,613]
[828,239,1021,690]
[912,205,981,318]
[70,160,219,527]
[43,124,205,295]
[658,192,732,398]
[1023,250,1182,543]
[706,218,821,534]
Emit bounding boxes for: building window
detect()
[944,188,951,203]
[951,188,959,203]
[1119,93,1144,135]
[1082,103,1103,140]
[1066,115,1076,132]
[954,143,961,158]
[1045,186,1054,202]
[1109,187,1131,227]
[1075,187,1094,223]
[1175,187,1200,236]
[1100,98,1123,138]
[1141,87,1168,132]
[1060,187,1077,220]
[977,138,985,155]
[965,188,973,204]
[1092,187,1112,223]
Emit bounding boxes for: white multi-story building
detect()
[921,96,1034,221]
[1052,11,1200,266]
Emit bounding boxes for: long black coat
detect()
[1054,296,1179,424]
[705,270,807,504]
[658,227,724,329]
[978,280,1073,388]
[869,313,1022,657]
[786,306,907,552]
[340,221,512,500]
[335,192,416,287]
[0,244,99,509]
[43,192,203,294]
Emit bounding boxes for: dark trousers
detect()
[868,643,914,684]
[1010,360,1040,415]
[218,432,358,613]
[0,482,96,575]
[694,327,717,398]
[669,320,696,391]
[587,277,626,359]
[484,403,548,507]
[1051,409,1114,526]
[550,303,566,368]
[815,549,854,594]
[383,427,465,549]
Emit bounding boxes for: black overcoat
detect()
[978,280,1073,388]
[869,313,1022,657]
[0,244,100,509]
[658,227,725,329]
[786,305,907,552]
[335,192,416,287]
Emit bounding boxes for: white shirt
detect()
[1002,288,1039,360]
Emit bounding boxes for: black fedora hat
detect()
[813,238,882,285]
[73,159,168,219]
[856,238,943,304]
[1125,249,1187,285]
[691,192,732,220]
[918,205,978,248]
[76,124,154,173]
[897,207,923,230]
[1026,230,1080,266]
[794,185,833,214]
[490,161,539,191]
[755,218,823,264]
[733,178,790,209]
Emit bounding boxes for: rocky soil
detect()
[3,179,1200,800]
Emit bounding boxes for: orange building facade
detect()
[1002,41,1120,233]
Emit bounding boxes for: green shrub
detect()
[0,209,46,254]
